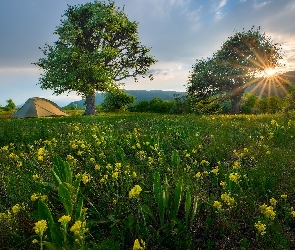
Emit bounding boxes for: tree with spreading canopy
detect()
[187,27,283,113]
[34,0,156,115]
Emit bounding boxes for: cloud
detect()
[253,0,271,9]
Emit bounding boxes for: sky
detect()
[0,0,295,107]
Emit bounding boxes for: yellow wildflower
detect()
[291,211,295,218]
[195,172,201,178]
[232,161,240,169]
[95,164,100,170]
[133,239,146,250]
[200,159,209,165]
[255,221,266,235]
[37,148,45,155]
[129,185,142,198]
[32,239,38,244]
[260,205,276,220]
[220,181,226,188]
[12,204,20,214]
[112,171,119,179]
[70,220,88,236]
[58,215,71,224]
[271,119,278,126]
[41,195,48,201]
[31,193,39,201]
[221,193,235,206]
[132,171,137,178]
[229,172,240,183]
[211,166,219,175]
[82,173,91,184]
[268,132,274,138]
[213,201,222,211]
[281,194,287,199]
[32,174,39,180]
[115,162,122,169]
[269,197,277,206]
[33,220,47,236]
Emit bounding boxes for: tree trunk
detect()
[85,92,96,115]
[231,91,243,114]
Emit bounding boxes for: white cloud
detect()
[253,0,271,9]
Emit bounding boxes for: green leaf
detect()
[140,204,156,223]
[64,160,72,184]
[58,183,73,216]
[172,177,183,219]
[172,150,180,169]
[153,172,165,227]
[38,200,63,247]
[53,155,65,182]
[43,241,59,250]
[51,168,62,187]
[75,197,84,221]
[185,190,192,228]
[190,197,199,229]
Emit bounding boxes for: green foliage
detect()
[4,99,16,111]
[187,26,283,113]
[34,0,156,115]
[131,97,181,113]
[1,114,295,249]
[101,90,136,111]
[257,96,283,113]
[240,93,260,114]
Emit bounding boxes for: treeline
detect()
[97,89,295,115]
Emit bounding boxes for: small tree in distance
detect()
[4,99,16,111]
[101,90,136,111]
[34,1,156,115]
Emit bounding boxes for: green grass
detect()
[0,113,295,249]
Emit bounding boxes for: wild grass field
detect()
[0,113,295,249]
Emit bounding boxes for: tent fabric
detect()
[11,97,68,118]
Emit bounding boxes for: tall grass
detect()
[0,113,294,249]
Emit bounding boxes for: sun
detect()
[264,68,277,77]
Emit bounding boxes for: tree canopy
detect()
[187,27,283,113]
[34,0,156,115]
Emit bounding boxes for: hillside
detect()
[65,90,186,108]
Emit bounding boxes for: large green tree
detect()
[187,27,283,113]
[34,0,156,115]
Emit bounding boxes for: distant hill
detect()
[65,90,186,108]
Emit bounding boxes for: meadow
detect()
[0,112,295,249]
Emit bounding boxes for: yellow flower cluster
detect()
[254,221,266,235]
[221,192,235,207]
[213,201,222,211]
[211,166,219,175]
[259,204,276,220]
[82,172,92,184]
[33,220,48,236]
[37,147,45,161]
[31,193,48,202]
[129,185,142,198]
[70,220,88,236]
[58,215,71,224]
[12,204,20,214]
[229,172,240,183]
[133,239,146,250]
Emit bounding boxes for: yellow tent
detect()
[11,97,68,118]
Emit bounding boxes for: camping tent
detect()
[11,97,68,118]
